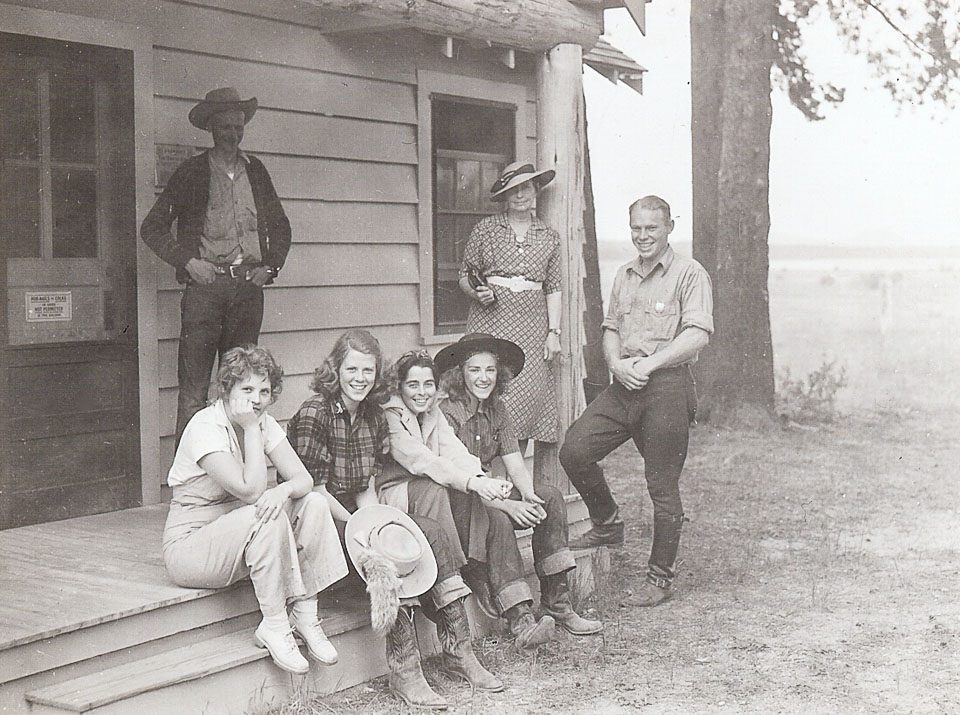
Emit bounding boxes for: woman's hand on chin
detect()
[228,396,260,430]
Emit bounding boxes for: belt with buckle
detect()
[213,263,259,279]
[486,275,543,292]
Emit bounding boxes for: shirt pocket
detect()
[637,296,680,343]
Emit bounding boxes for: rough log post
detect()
[534,43,586,491]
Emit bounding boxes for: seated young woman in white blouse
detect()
[162,345,348,675]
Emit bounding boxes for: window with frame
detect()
[430,97,515,335]
[1,33,134,346]
[1,55,100,260]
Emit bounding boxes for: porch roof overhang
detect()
[208,0,653,53]
[583,37,646,94]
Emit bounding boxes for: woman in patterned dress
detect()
[458,161,561,444]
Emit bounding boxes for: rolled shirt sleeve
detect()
[677,263,715,335]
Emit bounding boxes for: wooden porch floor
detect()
[0,505,221,651]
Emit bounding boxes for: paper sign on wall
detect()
[25,292,72,322]
[156,144,203,187]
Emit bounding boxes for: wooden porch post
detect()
[534,43,586,491]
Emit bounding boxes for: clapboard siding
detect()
[156,285,419,341]
[285,202,419,245]
[7,0,541,492]
[157,244,418,291]
[154,100,417,165]
[157,323,422,390]
[154,49,417,124]
[255,156,418,202]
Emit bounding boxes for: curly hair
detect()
[309,329,389,403]
[216,344,284,402]
[438,349,513,405]
[387,351,437,396]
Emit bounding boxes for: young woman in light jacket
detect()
[380,351,556,649]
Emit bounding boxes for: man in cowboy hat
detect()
[141,87,291,443]
[559,196,714,607]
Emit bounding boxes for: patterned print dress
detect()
[461,213,561,442]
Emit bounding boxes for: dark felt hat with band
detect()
[490,161,555,200]
[434,332,525,378]
[188,87,258,130]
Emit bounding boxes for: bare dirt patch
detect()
[266,405,960,714]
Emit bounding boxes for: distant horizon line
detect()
[598,240,960,257]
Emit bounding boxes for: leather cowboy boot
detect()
[385,606,447,710]
[460,559,499,619]
[436,597,503,692]
[539,572,602,635]
[504,601,555,649]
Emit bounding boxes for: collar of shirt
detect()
[207,149,250,178]
[460,392,496,422]
[493,212,549,239]
[331,393,375,436]
[384,394,441,439]
[627,244,676,280]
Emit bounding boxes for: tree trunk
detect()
[691,0,776,421]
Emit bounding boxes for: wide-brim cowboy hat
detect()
[490,161,555,200]
[188,87,258,130]
[434,332,525,378]
[346,504,438,598]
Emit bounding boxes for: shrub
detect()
[776,360,848,423]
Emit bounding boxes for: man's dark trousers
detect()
[176,275,264,442]
[559,365,696,580]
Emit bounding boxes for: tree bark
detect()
[691,0,776,420]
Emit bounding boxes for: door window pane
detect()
[0,69,40,159]
[50,72,96,163]
[1,165,41,258]
[52,168,98,258]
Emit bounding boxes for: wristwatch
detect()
[547,328,561,336]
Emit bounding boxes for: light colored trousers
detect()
[163,491,349,616]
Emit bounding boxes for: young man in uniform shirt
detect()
[559,195,714,606]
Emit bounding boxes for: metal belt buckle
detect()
[228,264,245,279]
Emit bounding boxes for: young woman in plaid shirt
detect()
[287,330,501,709]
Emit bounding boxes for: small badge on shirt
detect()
[655,301,665,314]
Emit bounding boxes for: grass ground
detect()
[265,268,960,713]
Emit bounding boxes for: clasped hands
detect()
[611,355,658,391]
[471,476,546,529]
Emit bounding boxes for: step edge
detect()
[23,609,363,714]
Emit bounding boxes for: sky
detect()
[583,3,960,248]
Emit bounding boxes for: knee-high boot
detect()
[436,597,503,692]
[385,606,447,710]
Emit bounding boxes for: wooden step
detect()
[25,598,373,715]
